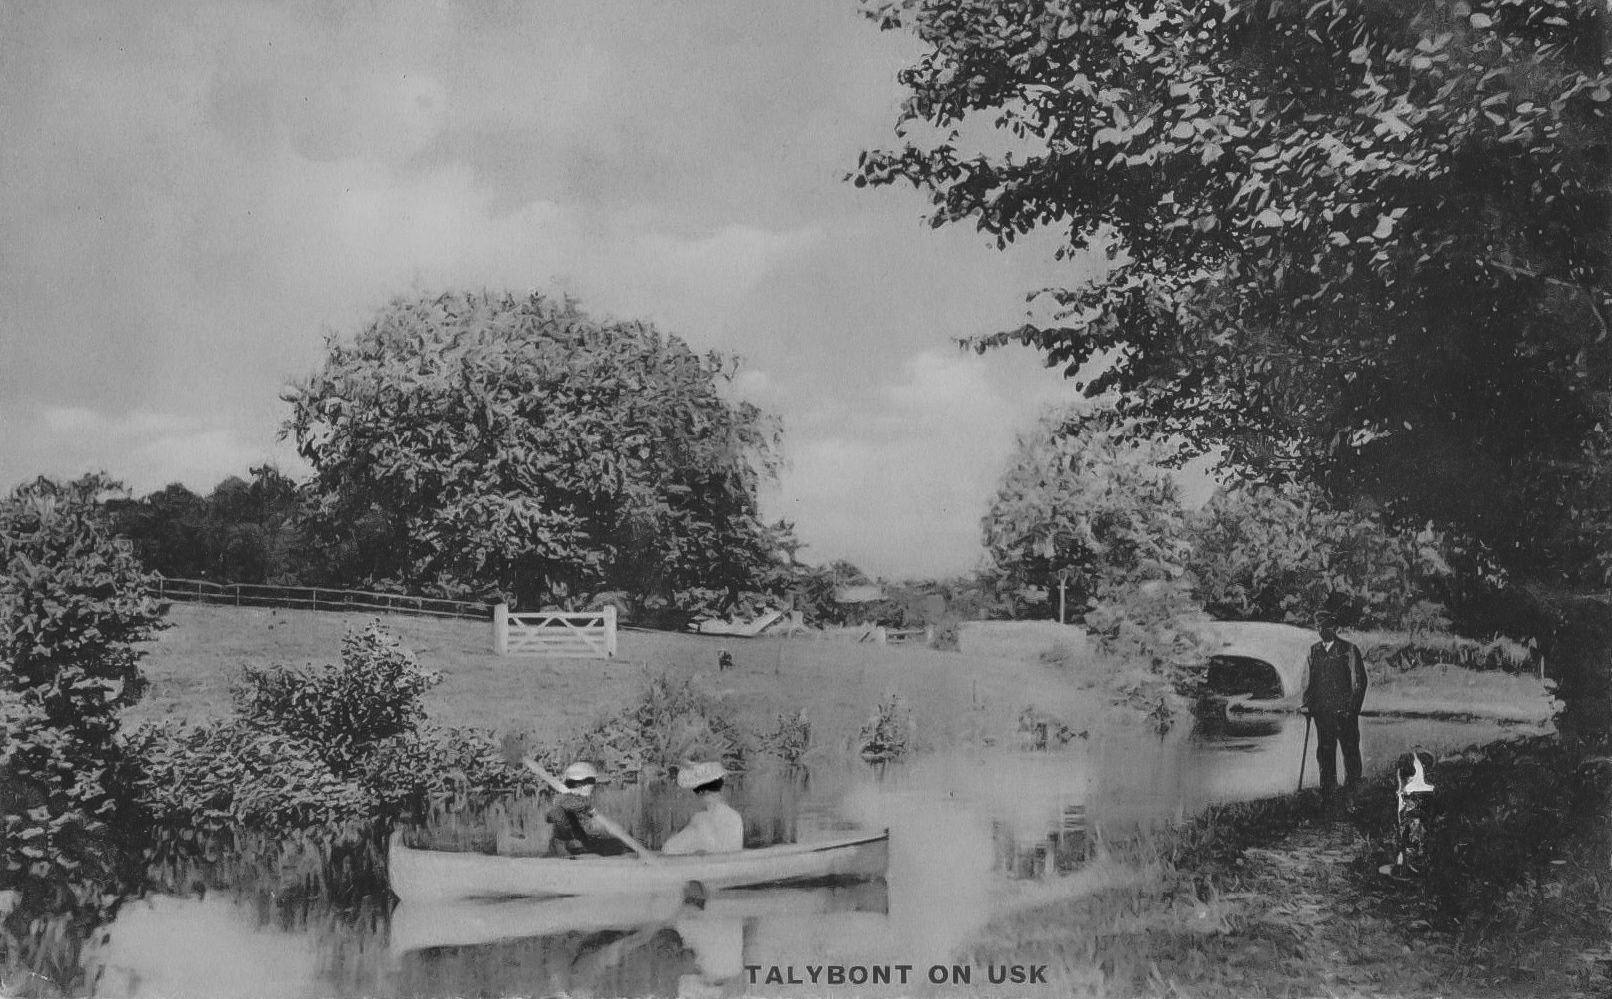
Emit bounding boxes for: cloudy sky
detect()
[1,0,1125,579]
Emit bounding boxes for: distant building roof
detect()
[833,584,886,604]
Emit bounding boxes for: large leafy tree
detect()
[856,0,1612,586]
[985,405,1206,698]
[285,291,792,611]
[983,406,1191,620]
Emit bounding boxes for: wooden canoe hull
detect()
[389,880,888,953]
[386,829,890,904]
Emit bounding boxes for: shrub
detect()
[857,694,913,763]
[1,476,165,712]
[128,622,523,863]
[1084,576,1209,688]
[542,673,750,779]
[758,710,812,765]
[233,624,439,776]
[0,475,165,993]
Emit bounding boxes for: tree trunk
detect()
[1541,595,1612,752]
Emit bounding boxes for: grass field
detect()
[126,604,1108,753]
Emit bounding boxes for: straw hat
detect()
[562,761,600,785]
[676,761,729,790]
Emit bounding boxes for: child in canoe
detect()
[546,761,631,857]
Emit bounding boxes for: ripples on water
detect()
[78,711,1540,998]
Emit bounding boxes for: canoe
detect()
[388,880,888,953]
[386,829,889,904]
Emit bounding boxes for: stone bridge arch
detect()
[1196,621,1315,701]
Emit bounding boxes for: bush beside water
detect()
[535,672,752,781]
[857,694,913,762]
[130,624,521,850]
[1,476,167,995]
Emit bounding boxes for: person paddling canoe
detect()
[546,761,630,857]
[661,762,743,856]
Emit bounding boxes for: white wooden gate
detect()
[493,604,617,659]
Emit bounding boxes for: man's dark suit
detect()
[1303,637,1369,791]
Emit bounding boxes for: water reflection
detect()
[81,710,1545,998]
[991,804,1091,880]
[395,883,887,998]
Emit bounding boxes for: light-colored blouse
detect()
[661,799,744,855]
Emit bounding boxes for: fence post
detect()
[604,605,618,658]
[493,603,509,656]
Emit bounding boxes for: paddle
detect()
[522,759,660,865]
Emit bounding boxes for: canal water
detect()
[83,711,1542,997]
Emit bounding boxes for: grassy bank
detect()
[126,604,1107,755]
[962,733,1612,998]
[133,605,1558,740]
[1362,654,1558,724]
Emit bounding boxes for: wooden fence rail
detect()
[147,576,494,622]
[494,604,617,659]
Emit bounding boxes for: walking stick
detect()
[1297,712,1312,792]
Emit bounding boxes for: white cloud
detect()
[883,351,996,414]
[39,407,200,439]
[731,368,785,407]
[771,350,1080,578]
[639,224,824,297]
[3,404,302,495]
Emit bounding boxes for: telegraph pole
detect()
[1056,567,1070,625]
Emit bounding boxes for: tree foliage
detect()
[2,476,162,714]
[793,559,875,626]
[0,475,164,986]
[285,291,793,611]
[540,673,751,781]
[857,0,1612,584]
[983,406,1191,618]
[108,466,310,585]
[983,406,1206,681]
[1186,482,1466,628]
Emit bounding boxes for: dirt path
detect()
[1151,816,1461,997]
[964,740,1612,998]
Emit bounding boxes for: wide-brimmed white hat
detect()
[562,761,600,784]
[676,761,729,790]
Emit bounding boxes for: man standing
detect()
[1302,610,1369,802]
